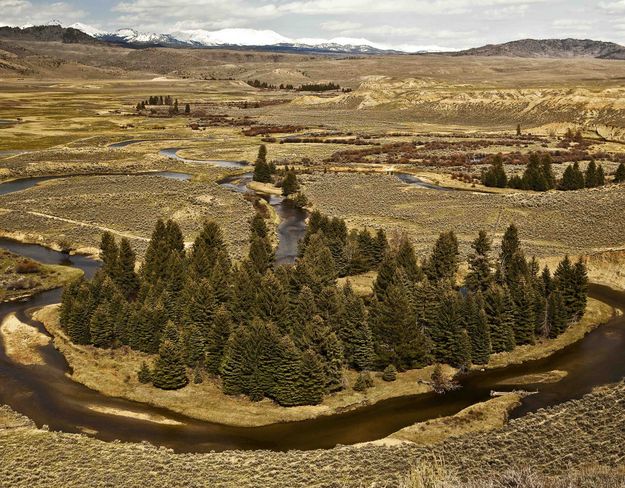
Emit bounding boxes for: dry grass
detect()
[0,381,623,487]
[388,393,522,445]
[302,172,625,259]
[0,174,254,258]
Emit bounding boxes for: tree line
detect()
[59,215,588,406]
[136,96,190,115]
[482,153,625,191]
[252,145,307,206]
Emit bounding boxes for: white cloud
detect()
[320,20,361,32]
[0,0,86,26]
[552,18,595,31]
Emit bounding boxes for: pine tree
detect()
[250,213,268,239]
[185,103,190,114]
[248,234,273,275]
[152,338,188,390]
[482,155,508,188]
[560,163,585,190]
[229,263,258,325]
[427,292,470,368]
[373,252,396,302]
[137,361,152,384]
[541,154,556,189]
[297,233,337,293]
[585,160,598,188]
[484,285,516,353]
[294,349,326,404]
[282,171,300,196]
[256,270,289,332]
[465,230,493,293]
[395,238,423,284]
[465,293,491,364]
[99,231,118,278]
[90,303,114,348]
[142,219,170,282]
[116,238,139,299]
[424,231,459,283]
[547,290,568,338]
[336,283,375,370]
[253,145,272,183]
[298,316,344,392]
[596,164,606,186]
[511,280,536,345]
[614,162,625,183]
[188,221,228,279]
[372,228,389,266]
[182,323,205,367]
[522,153,548,191]
[205,306,232,375]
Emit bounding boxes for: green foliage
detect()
[152,338,189,390]
[253,145,272,183]
[465,230,493,293]
[281,171,300,196]
[481,154,508,188]
[425,231,459,282]
[560,162,585,190]
[382,364,397,382]
[465,293,491,365]
[353,371,374,391]
[137,361,152,384]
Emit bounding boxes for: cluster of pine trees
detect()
[297,82,341,92]
[59,214,588,406]
[253,146,307,206]
[482,153,624,191]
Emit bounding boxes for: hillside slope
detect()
[455,38,625,59]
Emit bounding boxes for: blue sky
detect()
[3,0,625,50]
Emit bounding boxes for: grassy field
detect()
[302,171,625,259]
[0,174,254,258]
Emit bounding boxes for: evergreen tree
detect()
[482,155,508,188]
[185,103,190,114]
[90,303,114,348]
[282,171,300,196]
[248,234,273,275]
[395,238,423,285]
[373,252,397,301]
[250,213,269,239]
[424,231,459,283]
[382,364,397,381]
[596,164,606,186]
[99,231,118,277]
[372,228,389,265]
[253,145,272,183]
[522,153,548,191]
[541,154,556,189]
[256,271,289,332]
[116,238,139,299]
[182,323,205,367]
[585,160,598,188]
[336,283,375,370]
[189,221,228,279]
[465,293,491,365]
[547,290,568,338]
[484,285,516,353]
[297,233,337,293]
[152,338,189,390]
[230,263,258,325]
[427,292,470,368]
[465,230,493,293]
[560,162,585,190]
[614,162,625,183]
[371,275,429,370]
[511,280,536,345]
[205,306,232,375]
[138,361,152,384]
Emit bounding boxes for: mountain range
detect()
[2,23,625,59]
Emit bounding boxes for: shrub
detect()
[382,364,397,382]
[137,361,152,384]
[15,259,40,274]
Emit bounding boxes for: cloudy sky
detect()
[3,0,625,50]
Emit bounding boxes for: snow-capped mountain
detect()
[65,23,455,54]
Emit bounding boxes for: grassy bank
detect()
[34,293,615,428]
[37,305,446,427]
[0,248,83,303]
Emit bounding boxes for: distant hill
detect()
[0,25,101,44]
[454,38,625,59]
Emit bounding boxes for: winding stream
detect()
[0,154,624,452]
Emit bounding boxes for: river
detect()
[0,160,624,452]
